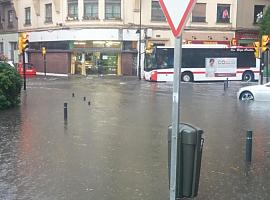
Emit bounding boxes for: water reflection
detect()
[0,107,21,200]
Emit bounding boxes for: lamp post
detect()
[138,0,142,80]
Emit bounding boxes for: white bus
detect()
[144,45,260,82]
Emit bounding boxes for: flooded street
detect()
[1,76,270,200]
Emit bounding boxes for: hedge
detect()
[0,62,22,110]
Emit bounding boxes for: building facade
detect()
[10,0,270,76]
[0,0,18,62]
[236,0,270,46]
[14,0,174,76]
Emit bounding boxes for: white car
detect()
[237,82,270,101]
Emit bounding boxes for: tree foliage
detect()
[0,62,22,110]
[258,6,270,36]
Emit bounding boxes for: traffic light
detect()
[21,33,29,52]
[261,35,269,52]
[145,42,154,54]
[18,36,23,54]
[231,38,237,46]
[253,41,260,58]
[42,47,46,56]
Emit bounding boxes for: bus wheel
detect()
[242,71,254,82]
[181,72,193,82]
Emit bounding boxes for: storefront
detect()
[235,31,259,46]
[28,29,138,76]
[183,31,234,46]
[71,40,122,75]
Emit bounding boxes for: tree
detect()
[258,6,270,36]
[0,62,22,110]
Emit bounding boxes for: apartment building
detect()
[11,0,270,76]
[0,0,18,62]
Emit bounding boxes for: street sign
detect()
[159,0,197,37]
[159,1,197,200]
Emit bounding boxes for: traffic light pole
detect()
[260,50,264,85]
[22,50,26,90]
[267,51,269,83]
[44,54,47,77]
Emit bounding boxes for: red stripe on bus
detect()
[156,70,259,75]
[236,71,260,74]
[157,72,174,75]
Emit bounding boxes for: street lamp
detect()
[138,0,142,80]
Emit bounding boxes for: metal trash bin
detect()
[168,123,204,198]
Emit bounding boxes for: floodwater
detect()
[0,76,270,200]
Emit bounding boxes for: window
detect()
[254,5,265,24]
[8,10,14,27]
[84,0,98,20]
[25,7,31,25]
[134,0,140,11]
[105,0,121,20]
[67,0,78,19]
[45,3,52,22]
[0,42,3,53]
[9,42,17,62]
[192,3,206,22]
[151,0,166,21]
[217,4,230,23]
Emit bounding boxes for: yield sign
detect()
[159,0,197,37]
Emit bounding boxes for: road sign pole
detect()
[170,35,182,200]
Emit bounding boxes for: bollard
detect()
[83,97,86,101]
[72,93,75,97]
[224,78,229,91]
[246,130,253,162]
[64,102,68,121]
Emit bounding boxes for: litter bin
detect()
[168,123,204,198]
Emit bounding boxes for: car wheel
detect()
[242,71,254,82]
[240,91,254,101]
[181,72,193,82]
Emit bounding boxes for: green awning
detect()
[238,39,256,45]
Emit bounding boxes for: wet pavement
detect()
[0,76,270,200]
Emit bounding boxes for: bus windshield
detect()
[145,48,174,71]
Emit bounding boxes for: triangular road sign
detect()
[159,0,197,37]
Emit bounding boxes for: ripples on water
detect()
[0,78,270,200]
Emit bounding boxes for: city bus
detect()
[144,45,260,82]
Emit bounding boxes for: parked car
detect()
[237,82,270,101]
[17,63,37,76]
